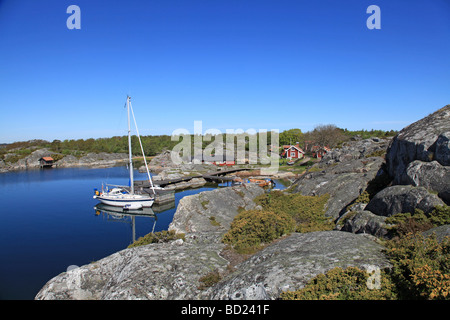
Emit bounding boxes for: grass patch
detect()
[209,216,221,227]
[127,230,185,248]
[198,269,222,290]
[222,191,333,253]
[254,191,333,233]
[365,149,387,158]
[201,199,210,210]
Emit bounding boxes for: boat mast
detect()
[127,96,134,194]
[129,101,156,193]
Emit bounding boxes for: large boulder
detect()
[337,210,390,239]
[54,153,128,168]
[169,184,265,234]
[386,105,450,184]
[365,185,446,217]
[399,160,450,205]
[208,231,391,300]
[77,152,128,167]
[35,233,228,300]
[292,157,385,220]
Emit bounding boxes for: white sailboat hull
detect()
[93,192,154,209]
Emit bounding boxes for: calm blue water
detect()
[0,166,287,300]
[0,166,218,300]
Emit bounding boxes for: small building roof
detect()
[40,157,54,162]
[281,145,305,155]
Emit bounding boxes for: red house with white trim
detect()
[281,145,305,159]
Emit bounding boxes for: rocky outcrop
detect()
[1,149,129,172]
[35,105,450,300]
[36,183,391,300]
[57,152,128,168]
[399,160,450,205]
[169,184,265,234]
[35,230,391,300]
[35,233,228,300]
[162,177,207,191]
[292,157,385,220]
[208,231,391,300]
[10,148,54,170]
[365,185,446,217]
[337,210,390,239]
[386,105,450,186]
[36,184,265,300]
[322,137,390,164]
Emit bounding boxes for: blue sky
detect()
[0,0,449,143]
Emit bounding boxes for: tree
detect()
[310,124,345,148]
[279,129,303,146]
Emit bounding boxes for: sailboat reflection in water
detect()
[94,203,157,243]
[93,96,159,210]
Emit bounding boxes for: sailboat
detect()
[93,96,156,210]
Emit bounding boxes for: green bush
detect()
[385,233,450,299]
[254,191,333,233]
[222,209,295,254]
[222,191,333,254]
[127,230,185,248]
[281,206,450,300]
[283,233,450,300]
[198,270,222,290]
[281,267,397,300]
[386,205,450,238]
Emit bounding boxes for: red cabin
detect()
[281,145,305,159]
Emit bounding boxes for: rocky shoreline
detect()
[34,105,450,300]
[0,149,129,173]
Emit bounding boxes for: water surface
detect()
[0,166,214,299]
[0,166,287,299]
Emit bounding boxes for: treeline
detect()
[0,136,179,160]
[50,135,179,157]
[279,126,398,149]
[1,126,398,159]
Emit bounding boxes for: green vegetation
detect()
[0,136,178,164]
[281,267,397,300]
[198,270,222,290]
[281,204,450,300]
[279,129,303,147]
[222,191,333,254]
[222,209,295,254]
[365,149,387,158]
[341,128,398,140]
[209,216,221,227]
[281,233,450,300]
[127,230,185,248]
[278,158,317,175]
[201,199,210,210]
[385,233,450,299]
[279,126,397,153]
[254,191,333,233]
[385,205,450,238]
[1,127,397,165]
